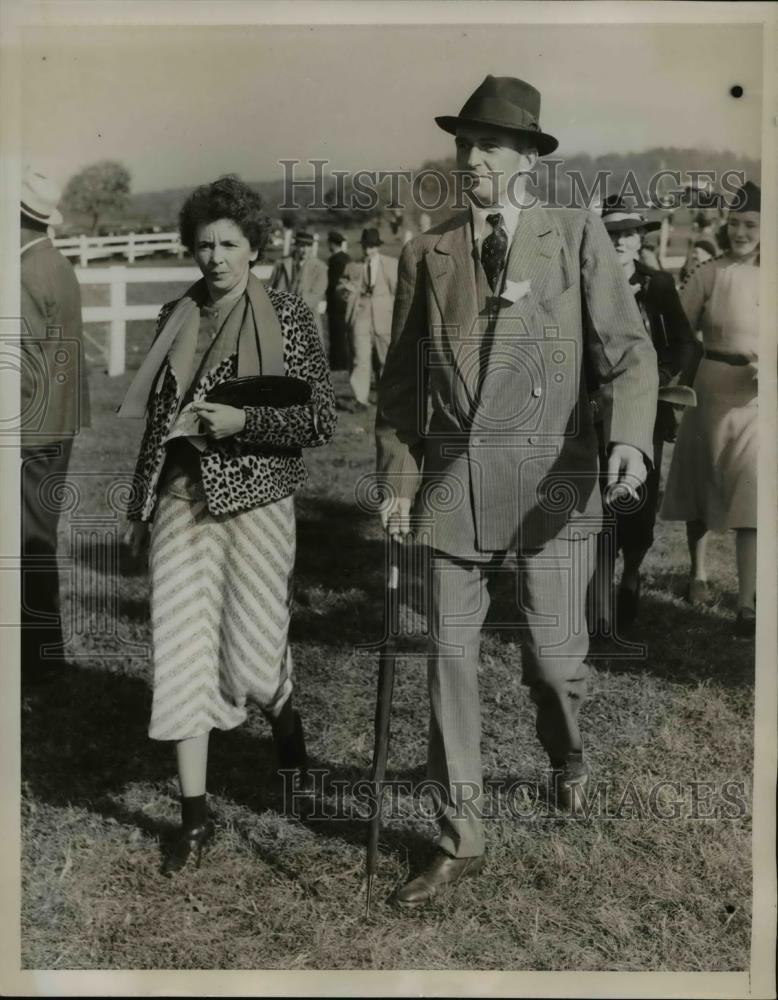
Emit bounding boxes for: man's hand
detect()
[191,402,246,440]
[606,443,647,503]
[380,496,412,540]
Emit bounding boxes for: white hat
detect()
[21,166,63,226]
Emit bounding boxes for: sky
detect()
[20,22,764,194]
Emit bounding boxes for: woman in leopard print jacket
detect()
[122,176,335,875]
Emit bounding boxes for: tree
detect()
[62,160,132,233]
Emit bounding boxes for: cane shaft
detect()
[365,541,402,880]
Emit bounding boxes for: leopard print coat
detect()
[128,288,336,521]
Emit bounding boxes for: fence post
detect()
[107,266,127,377]
[79,233,89,267]
[282,227,293,256]
[127,232,136,264]
[313,233,320,258]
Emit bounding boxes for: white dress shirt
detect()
[469,200,522,256]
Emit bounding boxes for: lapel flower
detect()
[500,279,532,305]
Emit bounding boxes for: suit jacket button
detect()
[532,387,542,397]
[529,436,539,445]
[472,436,482,446]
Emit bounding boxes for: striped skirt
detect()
[148,493,296,741]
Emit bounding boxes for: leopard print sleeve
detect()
[238,291,337,450]
[126,300,178,519]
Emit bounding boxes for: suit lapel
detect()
[495,203,561,322]
[426,213,482,399]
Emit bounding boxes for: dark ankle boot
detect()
[270,699,308,772]
[162,795,215,876]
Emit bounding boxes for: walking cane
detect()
[365,535,402,915]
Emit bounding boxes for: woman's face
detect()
[727,212,760,258]
[193,218,257,299]
[609,227,642,268]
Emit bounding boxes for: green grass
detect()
[20,322,753,971]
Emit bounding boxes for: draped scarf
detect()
[118,271,285,419]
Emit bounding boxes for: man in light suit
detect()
[376,76,657,905]
[339,228,397,412]
[270,230,329,349]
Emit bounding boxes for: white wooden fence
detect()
[77,264,272,377]
[55,231,184,267]
[57,227,308,267]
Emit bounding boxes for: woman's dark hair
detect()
[179,174,272,258]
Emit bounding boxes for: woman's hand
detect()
[123,520,150,560]
[191,402,247,439]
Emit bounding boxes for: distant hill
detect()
[127,178,289,229]
[59,147,761,233]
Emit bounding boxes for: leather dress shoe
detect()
[552,759,591,816]
[161,820,215,876]
[394,850,484,907]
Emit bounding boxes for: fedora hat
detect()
[600,195,660,234]
[360,228,383,248]
[294,230,315,247]
[21,166,63,226]
[435,75,558,156]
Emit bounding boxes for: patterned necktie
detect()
[481,213,508,293]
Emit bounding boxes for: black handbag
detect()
[205,375,312,408]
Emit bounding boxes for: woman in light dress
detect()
[661,181,760,636]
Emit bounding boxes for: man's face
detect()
[296,244,311,261]
[609,227,642,268]
[363,245,379,261]
[455,125,537,207]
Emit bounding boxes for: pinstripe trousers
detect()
[427,532,596,858]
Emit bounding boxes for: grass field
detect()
[20,291,754,971]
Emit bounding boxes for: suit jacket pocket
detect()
[538,282,578,310]
[536,283,581,336]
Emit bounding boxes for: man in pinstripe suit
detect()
[376,76,658,906]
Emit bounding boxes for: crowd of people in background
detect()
[18,129,761,887]
[19,162,762,698]
[262,182,760,642]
